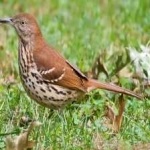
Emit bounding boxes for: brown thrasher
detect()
[0,13,142,109]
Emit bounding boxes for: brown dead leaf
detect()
[93,133,104,150]
[5,121,42,150]
[118,67,133,78]
[85,53,108,79]
[133,143,150,150]
[114,95,126,132]
[0,43,4,51]
[104,95,126,132]
[4,74,17,86]
[93,133,133,150]
[105,103,116,124]
[19,116,33,127]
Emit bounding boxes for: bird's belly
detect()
[20,71,81,109]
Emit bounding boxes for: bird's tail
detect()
[86,79,142,99]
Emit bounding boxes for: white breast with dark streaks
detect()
[18,41,81,109]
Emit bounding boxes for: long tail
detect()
[86,79,142,99]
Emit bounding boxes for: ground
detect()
[0,0,150,149]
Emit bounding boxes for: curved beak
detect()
[0,18,12,24]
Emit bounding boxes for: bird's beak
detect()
[0,18,12,24]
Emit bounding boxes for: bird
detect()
[0,13,142,109]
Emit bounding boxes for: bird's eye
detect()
[21,21,25,25]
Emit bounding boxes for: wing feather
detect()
[33,45,88,92]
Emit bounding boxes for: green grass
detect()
[0,0,150,149]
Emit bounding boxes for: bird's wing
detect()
[33,46,88,92]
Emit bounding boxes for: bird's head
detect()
[0,13,42,42]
